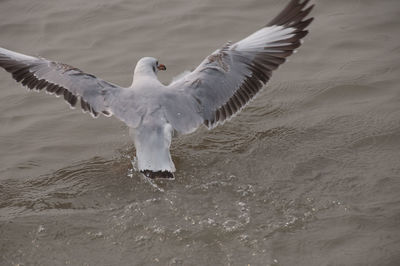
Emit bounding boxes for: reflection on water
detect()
[1,0,400,265]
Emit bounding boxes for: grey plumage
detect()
[0,0,314,178]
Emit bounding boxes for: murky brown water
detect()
[1,0,400,265]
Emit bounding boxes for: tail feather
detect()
[141,170,175,179]
[130,123,176,173]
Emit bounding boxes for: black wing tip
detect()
[1,52,112,119]
[267,0,314,29]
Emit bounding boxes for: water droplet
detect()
[38,225,45,233]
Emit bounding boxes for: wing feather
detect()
[0,47,121,118]
[166,0,314,132]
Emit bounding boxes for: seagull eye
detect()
[156,61,158,66]
[153,66,156,72]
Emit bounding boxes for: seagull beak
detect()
[157,64,166,71]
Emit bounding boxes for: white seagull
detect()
[0,0,314,179]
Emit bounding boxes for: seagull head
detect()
[134,57,166,76]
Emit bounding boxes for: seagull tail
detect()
[129,123,176,174]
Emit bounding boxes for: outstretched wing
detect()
[164,0,314,133]
[0,47,121,118]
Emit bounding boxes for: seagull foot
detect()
[140,170,175,180]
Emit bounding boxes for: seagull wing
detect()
[164,0,314,133]
[0,47,123,118]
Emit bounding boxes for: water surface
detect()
[1,0,400,265]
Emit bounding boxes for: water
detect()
[1,0,400,265]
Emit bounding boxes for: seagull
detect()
[0,0,314,179]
